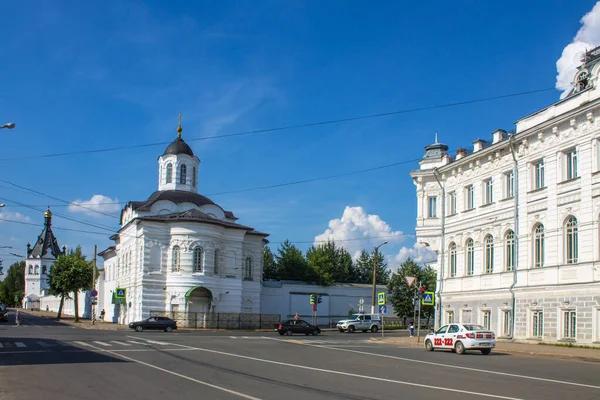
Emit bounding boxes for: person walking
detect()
[294,312,300,321]
[15,309,21,327]
[100,309,106,323]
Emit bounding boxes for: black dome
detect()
[163,137,194,157]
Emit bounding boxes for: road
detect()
[1,312,599,400]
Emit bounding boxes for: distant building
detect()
[411,47,600,343]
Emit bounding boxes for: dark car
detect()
[129,316,177,332]
[0,304,7,322]
[275,319,321,336]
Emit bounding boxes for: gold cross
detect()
[177,114,183,137]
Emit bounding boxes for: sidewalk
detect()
[374,336,600,363]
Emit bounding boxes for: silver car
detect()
[337,313,381,333]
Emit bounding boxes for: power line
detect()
[0,87,553,162]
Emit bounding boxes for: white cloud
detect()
[68,194,121,217]
[556,2,600,98]
[394,242,438,265]
[0,211,32,223]
[314,206,405,260]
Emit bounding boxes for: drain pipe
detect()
[508,134,519,339]
[432,167,445,329]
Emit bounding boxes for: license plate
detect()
[479,342,491,346]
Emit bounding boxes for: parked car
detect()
[0,304,7,322]
[336,313,381,333]
[275,319,321,336]
[128,316,177,332]
[424,323,496,355]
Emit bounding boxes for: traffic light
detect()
[419,286,425,293]
[317,295,322,304]
[309,294,316,305]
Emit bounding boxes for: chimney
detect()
[456,148,467,160]
[473,139,486,152]
[491,129,506,144]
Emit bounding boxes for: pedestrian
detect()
[294,312,300,322]
[15,309,21,327]
[100,309,106,323]
[409,322,415,337]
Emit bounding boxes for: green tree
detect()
[48,246,95,321]
[388,258,437,324]
[274,240,310,281]
[355,249,390,285]
[263,245,276,280]
[0,261,25,306]
[306,241,356,286]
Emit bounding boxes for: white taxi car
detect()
[424,323,496,355]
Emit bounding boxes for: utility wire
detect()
[0,87,553,162]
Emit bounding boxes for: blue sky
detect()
[0,0,598,272]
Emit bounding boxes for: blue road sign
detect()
[91,289,98,297]
[379,305,388,315]
[421,291,435,306]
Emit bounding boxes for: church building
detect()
[99,117,268,324]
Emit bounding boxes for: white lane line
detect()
[15,342,26,348]
[127,340,150,346]
[73,341,94,348]
[127,336,522,400]
[292,341,600,390]
[92,341,112,347]
[110,341,132,346]
[230,336,238,339]
[82,342,261,399]
[144,339,170,345]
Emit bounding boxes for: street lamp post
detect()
[1,123,16,129]
[371,241,388,314]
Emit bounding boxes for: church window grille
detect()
[244,257,252,280]
[166,163,173,184]
[171,246,180,272]
[193,247,203,272]
[34,266,39,274]
[180,164,187,184]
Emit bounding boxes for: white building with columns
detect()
[99,119,268,325]
[411,47,600,344]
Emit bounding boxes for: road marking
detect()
[230,336,238,339]
[126,340,151,346]
[126,336,524,399]
[291,342,600,390]
[74,341,94,348]
[110,341,132,346]
[144,339,170,345]
[92,341,112,347]
[82,342,262,399]
[15,342,26,348]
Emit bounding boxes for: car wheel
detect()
[371,326,379,333]
[425,340,434,351]
[278,331,285,336]
[165,326,173,333]
[135,325,143,332]
[455,341,465,355]
[285,329,292,336]
[305,332,310,336]
[481,348,492,355]
[312,330,319,336]
[338,328,344,332]
[347,325,355,333]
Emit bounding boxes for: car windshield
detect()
[463,325,485,331]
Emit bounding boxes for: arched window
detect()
[505,230,515,271]
[214,249,220,275]
[485,235,494,274]
[166,163,173,184]
[466,239,474,276]
[180,164,187,184]
[42,265,47,275]
[534,224,545,268]
[34,265,39,274]
[565,217,578,264]
[244,257,252,280]
[448,243,457,277]
[193,166,197,188]
[171,245,180,272]
[193,247,203,272]
[28,265,33,274]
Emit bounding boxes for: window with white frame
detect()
[505,230,515,271]
[484,235,494,274]
[244,257,252,280]
[465,185,474,210]
[193,247,203,272]
[533,160,544,189]
[565,149,578,180]
[171,246,180,272]
[505,170,514,198]
[449,242,457,277]
[532,310,543,338]
[502,310,512,337]
[428,196,437,218]
[563,310,576,339]
[482,310,491,330]
[533,224,545,268]
[484,179,493,204]
[565,216,578,264]
[449,191,457,215]
[166,163,173,184]
[466,239,474,276]
[447,311,455,324]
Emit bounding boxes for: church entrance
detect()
[185,287,213,314]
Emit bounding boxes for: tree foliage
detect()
[355,249,390,285]
[306,241,356,285]
[388,258,437,323]
[263,245,276,280]
[273,240,310,281]
[48,246,94,321]
[0,261,25,306]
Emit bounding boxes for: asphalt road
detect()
[1,313,599,400]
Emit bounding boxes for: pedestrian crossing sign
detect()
[421,291,435,306]
[377,292,386,306]
[116,288,126,298]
